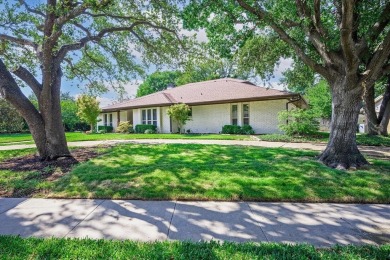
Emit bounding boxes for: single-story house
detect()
[99,78,306,134]
[358,95,390,133]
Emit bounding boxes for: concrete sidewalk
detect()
[1,139,389,158]
[0,198,389,246]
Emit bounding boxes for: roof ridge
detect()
[162,92,177,103]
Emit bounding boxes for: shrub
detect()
[144,129,156,134]
[278,108,319,136]
[116,121,134,134]
[241,125,255,135]
[222,125,243,134]
[167,104,191,133]
[97,125,113,133]
[135,124,157,133]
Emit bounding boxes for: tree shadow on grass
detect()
[51,144,390,203]
[0,147,107,197]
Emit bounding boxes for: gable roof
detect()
[102,78,302,112]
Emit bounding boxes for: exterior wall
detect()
[119,111,127,124]
[133,107,164,132]
[183,100,287,134]
[185,103,231,133]
[97,112,118,130]
[133,108,141,127]
[99,99,290,134]
[160,106,171,133]
[249,100,286,134]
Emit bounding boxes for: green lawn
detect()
[0,236,389,259]
[0,132,251,146]
[1,144,389,202]
[257,132,390,147]
[1,131,390,147]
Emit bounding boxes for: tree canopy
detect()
[0,0,186,159]
[183,0,390,169]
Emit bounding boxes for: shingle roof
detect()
[102,78,300,112]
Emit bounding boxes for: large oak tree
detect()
[184,0,390,169]
[0,0,185,160]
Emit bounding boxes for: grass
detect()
[0,236,389,259]
[1,131,390,147]
[0,132,251,146]
[1,144,389,202]
[257,132,390,147]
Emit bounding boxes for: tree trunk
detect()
[378,100,390,136]
[39,66,70,160]
[378,79,390,136]
[363,86,379,135]
[0,59,70,160]
[363,78,390,136]
[318,78,368,169]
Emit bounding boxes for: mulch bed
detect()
[0,147,104,175]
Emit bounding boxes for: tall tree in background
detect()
[136,71,181,97]
[0,98,25,133]
[184,1,390,169]
[76,95,101,132]
[137,56,251,97]
[0,0,185,160]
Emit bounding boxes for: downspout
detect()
[286,95,302,125]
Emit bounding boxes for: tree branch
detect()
[236,0,333,80]
[361,31,390,88]
[368,2,390,42]
[0,59,43,129]
[56,21,178,61]
[55,4,88,27]
[18,0,45,17]
[12,66,42,97]
[81,11,143,21]
[72,22,92,37]
[0,34,38,49]
[295,0,338,68]
[340,0,359,70]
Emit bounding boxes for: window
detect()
[109,114,113,127]
[231,105,238,125]
[142,108,158,126]
[104,114,108,126]
[243,104,250,125]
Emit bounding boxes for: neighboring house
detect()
[99,78,306,134]
[358,95,390,133]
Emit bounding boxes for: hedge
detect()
[135,124,157,133]
[221,125,255,135]
[97,125,113,133]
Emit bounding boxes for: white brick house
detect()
[99,78,306,134]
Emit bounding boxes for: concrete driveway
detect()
[0,198,389,247]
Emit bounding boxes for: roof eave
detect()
[100,94,300,112]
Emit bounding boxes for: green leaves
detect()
[1,0,187,95]
[305,80,332,119]
[167,103,191,132]
[136,71,181,97]
[278,108,320,136]
[76,95,101,131]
